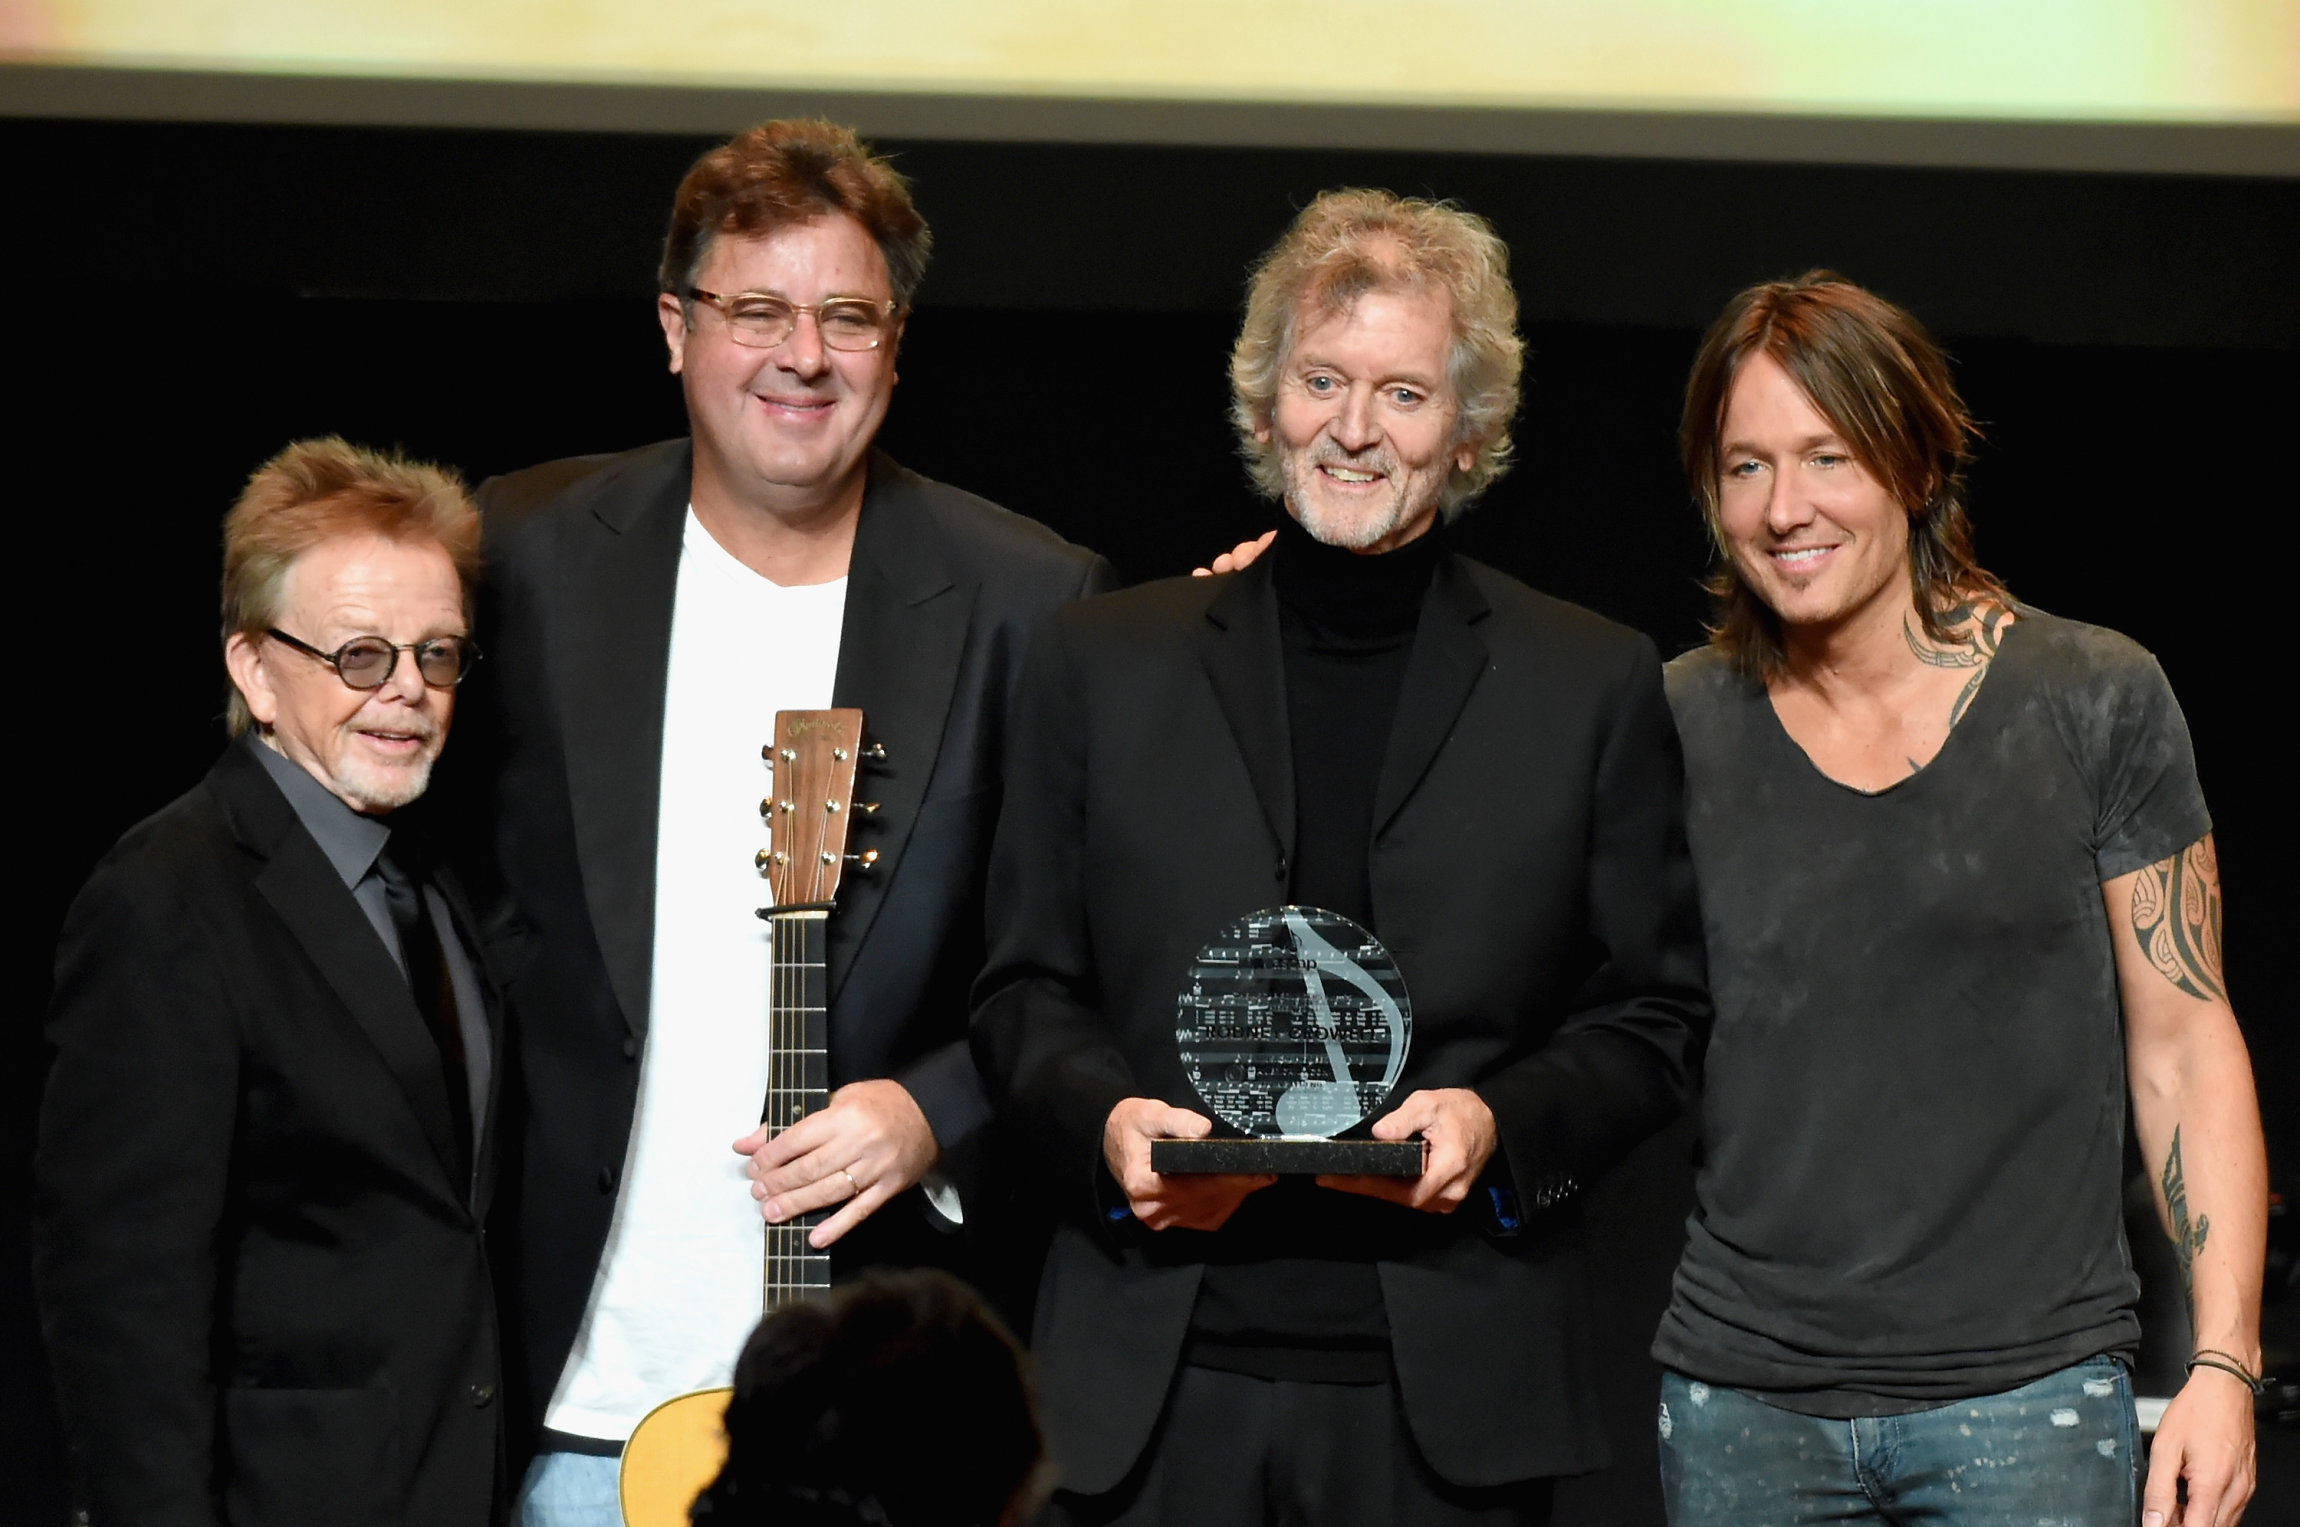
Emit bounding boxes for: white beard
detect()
[330,749,438,813]
[1289,492,1412,551]
[1279,442,1441,551]
[314,718,444,814]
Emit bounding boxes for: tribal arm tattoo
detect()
[2118,833,2265,1408]
[2160,1125,2212,1320]
[2130,837,2227,1003]
[1903,599,2013,727]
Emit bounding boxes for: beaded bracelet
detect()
[2186,1348,2267,1395]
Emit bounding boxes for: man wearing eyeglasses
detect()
[455,118,1110,1522]
[35,438,505,1527]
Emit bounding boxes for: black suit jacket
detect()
[973,552,1710,1493]
[457,440,1109,1435]
[34,739,505,1527]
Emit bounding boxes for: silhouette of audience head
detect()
[693,1270,1047,1527]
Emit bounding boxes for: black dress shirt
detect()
[251,737,491,1146]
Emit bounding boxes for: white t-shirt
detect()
[544,510,847,1441]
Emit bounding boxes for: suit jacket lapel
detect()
[210,747,468,1194]
[1200,560,1295,863]
[554,446,689,1038]
[826,453,970,999]
[1372,554,1491,835]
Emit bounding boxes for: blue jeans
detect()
[517,1451,624,1527]
[1658,1356,2139,1525]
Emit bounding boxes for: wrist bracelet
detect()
[2186,1349,2267,1395]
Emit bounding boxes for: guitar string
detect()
[772,742,784,1311]
[768,737,789,1308]
[785,743,808,1305]
[784,741,809,1305]
[796,735,827,1303]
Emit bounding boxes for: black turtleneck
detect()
[1184,511,1442,1385]
[1272,510,1441,925]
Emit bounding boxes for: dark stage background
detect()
[4,119,2295,1524]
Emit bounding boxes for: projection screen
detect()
[3,0,2295,173]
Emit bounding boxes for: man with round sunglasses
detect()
[456,118,1111,1522]
[36,438,507,1526]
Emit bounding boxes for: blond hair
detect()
[1231,189,1523,518]
[221,437,479,734]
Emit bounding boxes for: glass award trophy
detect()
[1152,906,1426,1176]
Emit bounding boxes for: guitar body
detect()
[619,1388,732,1527]
[617,709,873,1526]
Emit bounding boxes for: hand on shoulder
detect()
[1191,530,1276,578]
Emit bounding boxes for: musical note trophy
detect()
[1152,906,1425,1175]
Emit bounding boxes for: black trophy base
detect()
[1152,1136,1427,1176]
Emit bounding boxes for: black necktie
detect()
[376,837,473,1169]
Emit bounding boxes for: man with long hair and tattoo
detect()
[1651,272,2267,1525]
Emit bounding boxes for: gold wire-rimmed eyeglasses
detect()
[684,288,899,352]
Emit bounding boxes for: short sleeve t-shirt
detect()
[1652,609,2211,1405]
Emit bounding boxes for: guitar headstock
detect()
[757,709,873,908]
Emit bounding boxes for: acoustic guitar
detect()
[619,709,878,1527]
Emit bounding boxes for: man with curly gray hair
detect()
[976,189,1708,1526]
[1230,187,1523,536]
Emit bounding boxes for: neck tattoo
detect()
[1903,598,2012,730]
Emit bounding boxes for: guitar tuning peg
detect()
[855,802,882,814]
[845,849,880,870]
[862,742,888,761]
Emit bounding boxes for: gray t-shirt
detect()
[1653,609,2211,1405]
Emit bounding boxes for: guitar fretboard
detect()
[763,907,831,1310]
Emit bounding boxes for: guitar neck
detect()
[762,908,831,1311]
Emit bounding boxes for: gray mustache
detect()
[1308,447,1395,477]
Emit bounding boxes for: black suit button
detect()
[470,1382,495,1407]
[621,1035,638,1060]
[1274,853,1288,881]
[598,1165,619,1193]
